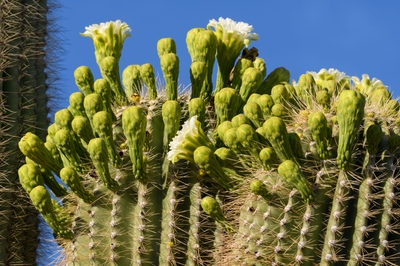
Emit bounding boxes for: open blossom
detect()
[207,17,258,47]
[307,68,348,83]
[207,17,259,91]
[81,20,131,64]
[167,116,215,164]
[352,74,387,95]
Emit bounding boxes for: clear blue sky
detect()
[55,1,400,111]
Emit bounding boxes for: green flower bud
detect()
[277,160,315,204]
[140,63,157,100]
[190,62,207,99]
[122,65,142,101]
[18,163,44,194]
[93,79,116,121]
[256,94,274,120]
[29,185,73,239]
[189,98,206,127]
[19,132,63,176]
[162,100,181,149]
[271,83,289,105]
[247,93,261,104]
[257,67,290,95]
[271,103,287,117]
[308,112,330,160]
[214,147,238,167]
[160,53,179,101]
[230,58,254,91]
[236,124,261,159]
[87,138,119,191]
[231,114,250,128]
[25,157,68,197]
[84,93,104,132]
[186,29,216,100]
[368,87,391,106]
[157,38,176,57]
[68,92,86,118]
[239,67,263,106]
[262,117,296,163]
[288,132,305,161]
[214,87,241,125]
[71,116,94,144]
[122,106,147,181]
[243,101,263,128]
[201,196,234,233]
[253,58,267,79]
[221,128,243,154]
[387,99,400,116]
[53,129,84,173]
[194,146,236,190]
[250,179,272,201]
[364,122,382,155]
[295,73,315,104]
[316,88,331,112]
[100,56,127,105]
[60,166,94,203]
[44,140,62,165]
[336,89,365,170]
[216,121,233,142]
[55,109,74,130]
[74,66,94,96]
[93,111,122,168]
[259,147,279,170]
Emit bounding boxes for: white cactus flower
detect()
[167,116,214,164]
[81,20,131,64]
[207,17,258,47]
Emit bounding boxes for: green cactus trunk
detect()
[0,0,54,264]
[18,19,400,265]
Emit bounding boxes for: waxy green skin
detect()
[17,19,400,266]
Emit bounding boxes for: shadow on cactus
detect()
[18,18,400,265]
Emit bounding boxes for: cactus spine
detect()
[0,0,58,264]
[18,18,400,266]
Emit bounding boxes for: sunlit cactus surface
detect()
[18,18,400,265]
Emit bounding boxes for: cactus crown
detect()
[18,17,400,265]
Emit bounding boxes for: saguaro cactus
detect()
[0,0,58,264]
[18,18,400,266]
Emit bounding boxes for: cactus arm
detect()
[320,171,352,264]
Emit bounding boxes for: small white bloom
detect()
[352,74,386,95]
[307,68,348,83]
[167,116,214,164]
[207,17,258,47]
[81,20,131,42]
[81,20,131,64]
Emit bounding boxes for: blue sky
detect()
[55,1,400,111]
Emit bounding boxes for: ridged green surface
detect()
[0,0,54,264]
[18,18,400,265]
